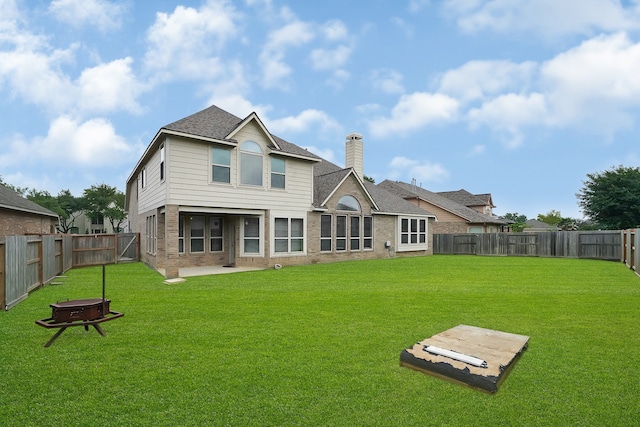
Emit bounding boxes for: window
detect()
[141,168,146,189]
[146,215,156,255]
[363,216,373,249]
[190,215,205,253]
[212,147,231,183]
[240,141,263,186]
[320,215,332,251]
[399,217,427,250]
[160,143,165,181]
[271,157,286,189]
[274,217,304,253]
[178,215,184,254]
[243,217,261,254]
[336,215,347,251]
[350,216,360,250]
[210,217,223,252]
[337,195,360,211]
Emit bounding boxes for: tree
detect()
[503,212,528,232]
[83,184,127,233]
[537,210,562,226]
[577,165,640,230]
[0,175,29,196]
[56,190,85,233]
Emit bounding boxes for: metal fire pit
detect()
[35,265,124,347]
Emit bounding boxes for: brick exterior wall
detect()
[0,209,57,235]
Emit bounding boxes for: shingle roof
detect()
[437,189,488,207]
[163,105,321,160]
[0,185,58,218]
[312,160,434,216]
[378,180,506,224]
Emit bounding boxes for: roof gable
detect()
[227,112,281,150]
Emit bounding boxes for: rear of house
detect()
[125,105,435,278]
[0,184,59,235]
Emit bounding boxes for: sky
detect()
[2,0,640,220]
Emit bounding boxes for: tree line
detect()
[504,165,640,232]
[0,177,126,234]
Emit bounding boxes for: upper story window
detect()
[336,195,360,211]
[271,157,286,189]
[240,141,263,186]
[141,168,146,189]
[160,143,165,181]
[212,147,231,183]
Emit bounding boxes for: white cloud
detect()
[388,156,450,183]
[368,92,459,138]
[437,60,536,102]
[144,0,240,82]
[259,20,315,88]
[444,0,640,37]
[0,116,135,168]
[468,93,547,148]
[310,45,352,71]
[540,32,640,132]
[78,57,146,114]
[267,109,341,134]
[321,20,348,41]
[370,69,405,94]
[49,0,128,32]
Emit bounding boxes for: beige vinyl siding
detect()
[138,142,167,213]
[166,132,314,211]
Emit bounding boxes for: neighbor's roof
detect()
[438,189,495,208]
[378,180,506,224]
[0,185,58,218]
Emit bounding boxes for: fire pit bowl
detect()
[50,298,111,323]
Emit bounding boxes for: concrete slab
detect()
[157,265,265,278]
[400,324,529,393]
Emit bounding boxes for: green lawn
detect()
[1,256,639,426]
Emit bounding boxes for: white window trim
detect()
[240,215,264,257]
[271,216,306,257]
[397,217,428,252]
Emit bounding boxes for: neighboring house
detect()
[437,190,495,216]
[125,105,435,278]
[0,184,58,235]
[524,219,560,232]
[378,180,510,234]
[69,211,126,234]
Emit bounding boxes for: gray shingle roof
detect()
[163,105,321,160]
[378,180,506,224]
[0,184,58,218]
[312,160,434,216]
[437,189,488,207]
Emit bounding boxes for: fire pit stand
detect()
[35,265,124,347]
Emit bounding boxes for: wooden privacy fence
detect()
[623,229,638,275]
[1,233,139,310]
[433,231,623,261]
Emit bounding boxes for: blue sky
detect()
[2,0,640,220]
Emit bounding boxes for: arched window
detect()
[240,141,263,186]
[336,195,360,211]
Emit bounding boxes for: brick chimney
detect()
[345,132,364,178]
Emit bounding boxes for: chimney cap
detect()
[346,132,363,141]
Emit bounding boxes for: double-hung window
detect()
[271,157,285,189]
[399,217,427,250]
[212,147,231,183]
[274,218,304,253]
[320,215,332,251]
[160,143,165,181]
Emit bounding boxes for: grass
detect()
[1,256,639,426]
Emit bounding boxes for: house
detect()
[125,105,435,278]
[0,184,59,235]
[378,180,510,234]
